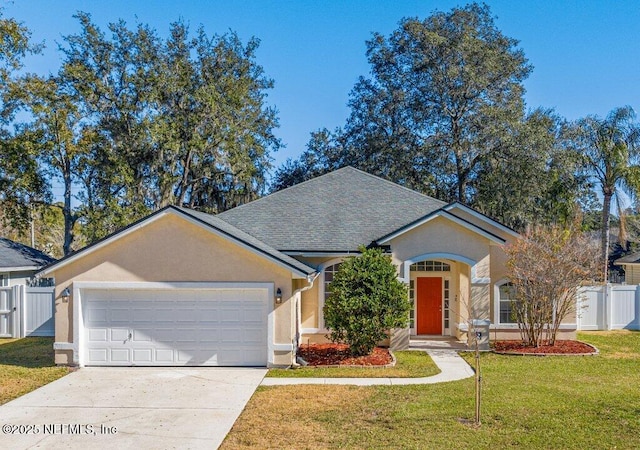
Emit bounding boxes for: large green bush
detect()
[323,246,410,356]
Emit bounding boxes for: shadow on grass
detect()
[0,337,56,368]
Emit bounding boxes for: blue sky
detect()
[4,0,640,180]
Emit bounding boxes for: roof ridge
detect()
[219,166,444,217]
[344,166,447,205]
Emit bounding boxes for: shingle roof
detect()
[614,252,640,265]
[0,238,55,270]
[218,166,447,252]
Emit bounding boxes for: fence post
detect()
[21,284,27,338]
[606,283,613,331]
[10,285,18,338]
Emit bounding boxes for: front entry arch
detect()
[416,277,442,334]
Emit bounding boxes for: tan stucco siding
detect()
[389,216,491,268]
[446,208,516,242]
[51,213,294,364]
[294,256,343,330]
[300,282,319,328]
[389,216,492,339]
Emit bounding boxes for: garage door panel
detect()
[220,310,242,323]
[155,349,174,363]
[84,287,268,367]
[88,348,108,363]
[87,328,108,342]
[132,348,153,363]
[110,348,130,362]
[199,330,221,342]
[154,308,175,322]
[198,309,220,322]
[151,328,177,342]
[110,308,132,323]
[86,307,108,323]
[243,328,265,344]
[132,329,152,342]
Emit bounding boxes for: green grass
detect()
[223,331,640,449]
[0,337,69,405]
[267,350,441,378]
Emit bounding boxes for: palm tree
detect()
[576,106,640,282]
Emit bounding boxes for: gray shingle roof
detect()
[217,166,447,252]
[0,238,55,270]
[615,252,640,265]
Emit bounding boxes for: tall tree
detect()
[0,11,47,230]
[149,23,278,212]
[343,2,531,202]
[57,13,280,241]
[18,74,94,255]
[273,3,552,217]
[572,106,640,281]
[473,109,588,230]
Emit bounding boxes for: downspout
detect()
[290,272,320,367]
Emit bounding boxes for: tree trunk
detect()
[63,162,74,256]
[602,191,613,283]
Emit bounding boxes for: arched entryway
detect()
[403,253,477,337]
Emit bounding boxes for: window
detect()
[324,263,342,302]
[0,273,8,287]
[409,280,415,329]
[410,261,450,272]
[499,282,517,324]
[444,279,450,330]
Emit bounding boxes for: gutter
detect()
[290,272,320,367]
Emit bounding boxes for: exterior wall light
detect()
[61,287,71,303]
[275,288,283,304]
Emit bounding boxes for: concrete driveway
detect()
[0,367,266,449]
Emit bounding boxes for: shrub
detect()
[504,225,600,347]
[323,246,410,356]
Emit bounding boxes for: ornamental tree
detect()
[503,225,600,347]
[323,246,410,356]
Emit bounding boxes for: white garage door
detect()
[83,287,268,366]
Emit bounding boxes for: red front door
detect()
[416,277,442,335]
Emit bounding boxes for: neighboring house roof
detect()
[614,252,640,265]
[218,166,447,252]
[38,206,316,278]
[0,237,55,271]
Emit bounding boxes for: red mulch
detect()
[298,343,393,366]
[493,340,596,355]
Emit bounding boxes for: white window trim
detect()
[494,278,518,326]
[0,273,8,287]
[317,257,346,331]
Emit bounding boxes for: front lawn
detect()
[267,350,440,378]
[222,331,640,449]
[0,338,69,405]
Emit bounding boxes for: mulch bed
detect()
[493,340,597,355]
[297,343,393,366]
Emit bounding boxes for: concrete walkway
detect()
[261,348,474,386]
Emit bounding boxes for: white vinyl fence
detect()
[578,285,640,331]
[0,285,55,338]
